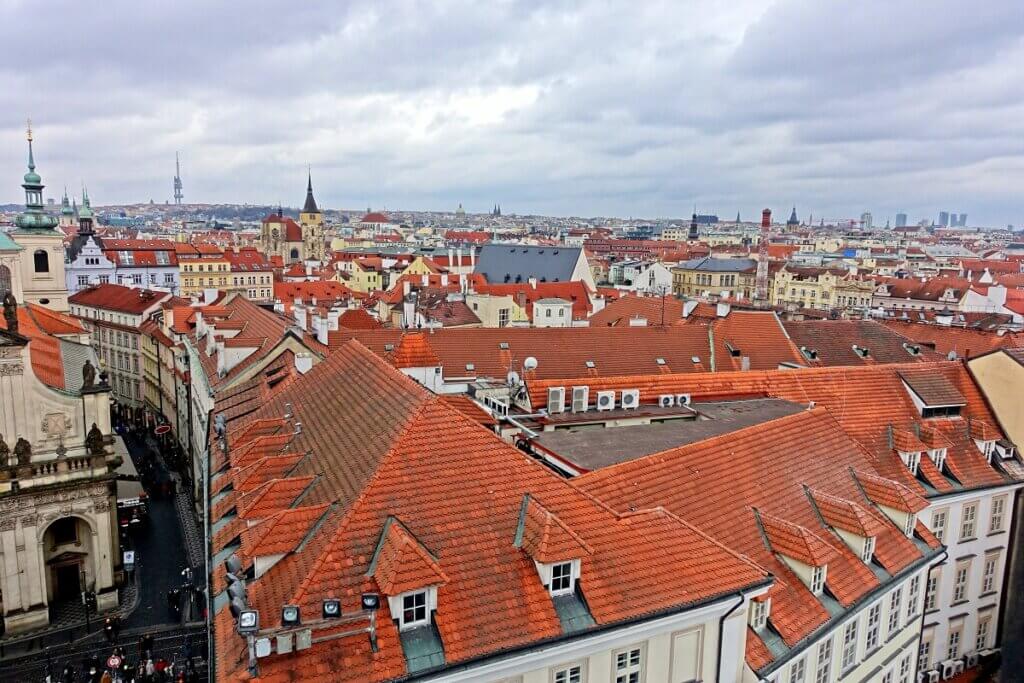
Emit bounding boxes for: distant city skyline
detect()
[1,1,1021,226]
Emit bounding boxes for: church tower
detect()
[12,122,69,311]
[58,188,77,229]
[299,171,324,261]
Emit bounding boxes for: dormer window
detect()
[749,598,770,630]
[930,448,946,471]
[852,345,870,359]
[899,451,921,475]
[550,561,573,595]
[861,536,876,563]
[810,565,826,595]
[401,590,428,629]
[904,513,916,537]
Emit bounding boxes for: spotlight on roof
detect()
[360,593,380,611]
[322,599,342,619]
[237,609,259,635]
[281,604,301,627]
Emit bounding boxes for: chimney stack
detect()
[761,208,772,228]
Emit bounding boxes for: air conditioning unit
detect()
[940,660,956,680]
[965,653,979,668]
[571,386,589,413]
[547,387,566,414]
[621,389,640,410]
[926,670,940,683]
[677,393,692,407]
[659,394,676,408]
[596,390,616,411]
[951,661,964,676]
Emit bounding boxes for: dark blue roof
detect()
[475,244,581,284]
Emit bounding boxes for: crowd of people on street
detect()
[44,633,202,682]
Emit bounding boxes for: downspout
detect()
[717,590,746,683]
[913,549,948,682]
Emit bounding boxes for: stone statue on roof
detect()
[86,423,105,456]
[0,436,9,466]
[82,359,96,389]
[3,292,17,335]
[14,438,31,466]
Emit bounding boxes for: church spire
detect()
[302,169,319,214]
[15,120,58,232]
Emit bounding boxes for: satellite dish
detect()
[523,356,538,371]
[507,371,521,386]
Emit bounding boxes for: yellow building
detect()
[671,257,756,299]
[346,259,385,293]
[400,256,442,279]
[771,265,875,310]
[179,255,231,295]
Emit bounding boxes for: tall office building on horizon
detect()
[895,212,907,227]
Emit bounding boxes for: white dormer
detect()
[974,439,996,463]
[749,597,770,630]
[860,536,876,563]
[898,450,921,475]
[535,558,582,597]
[388,587,439,631]
[903,513,916,537]
[929,448,947,471]
[809,565,827,595]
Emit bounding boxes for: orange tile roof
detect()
[69,283,169,313]
[759,512,838,567]
[211,341,769,682]
[854,471,929,514]
[370,518,450,596]
[241,504,330,560]
[387,332,441,368]
[516,495,594,563]
[0,305,74,390]
[810,490,888,538]
[784,320,945,366]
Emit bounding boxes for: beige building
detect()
[968,348,1024,448]
[671,257,756,300]
[772,265,875,311]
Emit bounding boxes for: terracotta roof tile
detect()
[370,518,450,596]
[810,490,888,538]
[759,512,838,567]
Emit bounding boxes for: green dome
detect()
[15,211,58,230]
[78,204,93,219]
[23,170,41,185]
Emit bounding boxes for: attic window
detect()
[465,363,475,372]
[384,343,395,352]
[550,561,573,595]
[852,345,870,358]
[401,590,428,629]
[903,514,916,537]
[499,342,510,350]
[585,360,595,369]
[903,343,921,356]
[655,357,666,365]
[900,451,921,476]
[809,565,826,595]
[930,448,947,471]
[860,536,876,563]
[749,598,770,630]
[922,405,961,418]
[726,343,741,358]
[800,346,819,361]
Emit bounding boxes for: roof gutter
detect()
[717,590,747,682]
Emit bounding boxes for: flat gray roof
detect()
[531,398,805,472]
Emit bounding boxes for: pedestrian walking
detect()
[140,633,154,659]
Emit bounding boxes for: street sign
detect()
[107,655,122,669]
[123,550,135,569]
[155,424,171,435]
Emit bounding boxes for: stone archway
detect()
[40,515,96,604]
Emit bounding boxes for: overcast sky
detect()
[2,1,1022,225]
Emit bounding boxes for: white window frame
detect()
[981,553,999,594]
[990,496,1006,534]
[887,587,902,637]
[814,637,832,683]
[788,656,806,683]
[904,513,916,537]
[611,643,645,683]
[960,501,978,540]
[841,620,858,672]
[947,626,962,660]
[551,661,586,683]
[898,653,912,683]
[810,565,826,595]
[865,602,881,652]
[953,561,970,603]
[398,590,429,630]
[976,615,991,652]
[925,568,940,612]
[861,536,876,563]
[918,638,932,672]
[550,560,575,596]
[750,599,769,630]
[931,509,947,544]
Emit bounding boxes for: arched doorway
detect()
[42,516,95,604]
[290,248,300,261]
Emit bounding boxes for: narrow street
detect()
[0,429,208,681]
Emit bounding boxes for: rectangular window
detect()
[990,497,1006,534]
[861,536,876,563]
[961,502,978,540]
[881,670,893,683]
[982,554,998,593]
[976,616,991,651]
[810,565,826,594]
[887,587,902,637]
[612,645,644,683]
[918,639,931,672]
[750,600,768,630]
[904,513,916,537]
[865,603,881,652]
[841,621,858,672]
[931,509,947,544]
[788,657,806,683]
[553,664,584,683]
[947,627,962,660]
[132,273,142,285]
[953,562,970,603]
[550,561,573,595]
[925,569,940,611]
[814,637,832,683]
[401,591,427,628]
[898,654,912,683]
[77,275,89,287]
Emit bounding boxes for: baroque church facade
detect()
[0,127,121,635]
[259,174,325,264]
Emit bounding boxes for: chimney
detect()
[469,247,475,271]
[403,280,411,296]
[682,300,698,318]
[327,307,341,331]
[448,248,454,268]
[716,302,731,317]
[441,273,449,287]
[741,356,751,371]
[761,208,771,228]
[293,304,308,331]
[528,277,538,289]
[422,274,429,287]
[456,248,463,271]
[294,352,314,374]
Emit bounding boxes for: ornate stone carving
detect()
[14,438,31,466]
[41,413,72,437]
[19,513,38,527]
[0,517,16,531]
[0,362,24,376]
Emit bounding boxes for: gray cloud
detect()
[1,0,1022,226]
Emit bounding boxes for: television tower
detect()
[173,152,184,205]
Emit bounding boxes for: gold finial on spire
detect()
[26,118,33,142]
